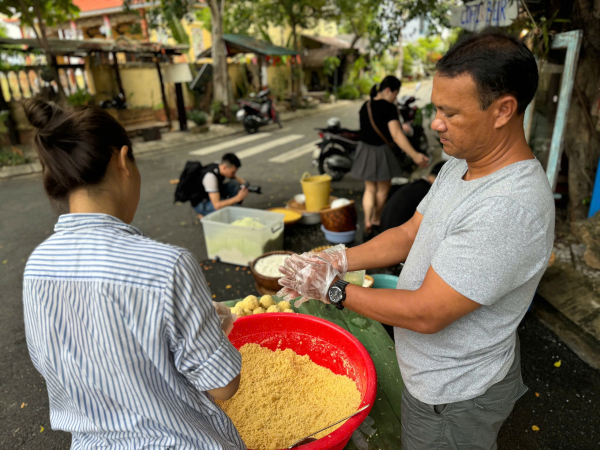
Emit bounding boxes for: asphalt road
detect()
[1,99,599,449]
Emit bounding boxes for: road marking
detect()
[268,139,321,163]
[188,133,272,156]
[236,134,304,160]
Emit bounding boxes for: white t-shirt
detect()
[202,172,219,194]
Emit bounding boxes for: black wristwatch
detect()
[328,280,350,310]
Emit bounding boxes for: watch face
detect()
[329,286,343,303]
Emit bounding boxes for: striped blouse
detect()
[23,214,245,449]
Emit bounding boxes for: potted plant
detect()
[188,110,209,133]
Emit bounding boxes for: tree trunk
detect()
[564,0,600,222]
[565,50,600,221]
[209,0,231,112]
[395,31,404,80]
[291,23,302,101]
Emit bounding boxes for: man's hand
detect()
[277,253,341,307]
[236,185,249,201]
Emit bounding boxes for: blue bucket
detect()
[371,274,399,289]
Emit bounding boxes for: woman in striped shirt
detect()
[22,98,245,449]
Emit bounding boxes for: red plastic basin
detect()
[228,313,377,450]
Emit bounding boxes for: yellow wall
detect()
[88,62,193,110]
[265,20,341,48]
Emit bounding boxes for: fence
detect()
[0,64,91,102]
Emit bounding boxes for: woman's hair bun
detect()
[23,97,57,130]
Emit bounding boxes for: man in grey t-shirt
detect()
[277,33,554,449]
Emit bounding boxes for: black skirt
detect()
[350,141,404,182]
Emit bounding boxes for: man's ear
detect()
[493,95,519,129]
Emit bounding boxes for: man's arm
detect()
[343,265,480,334]
[235,175,246,185]
[345,211,423,271]
[208,188,247,210]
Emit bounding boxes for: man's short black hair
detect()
[436,33,538,114]
[222,153,241,168]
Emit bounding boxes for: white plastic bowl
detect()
[294,194,306,204]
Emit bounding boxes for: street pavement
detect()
[1,99,599,449]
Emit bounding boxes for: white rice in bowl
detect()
[254,254,290,278]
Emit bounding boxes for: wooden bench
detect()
[124,121,170,142]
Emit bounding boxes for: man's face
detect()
[430,73,497,160]
[220,163,237,179]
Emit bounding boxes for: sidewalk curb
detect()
[531,293,600,370]
[0,161,42,179]
[537,262,600,344]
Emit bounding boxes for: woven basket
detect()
[320,201,357,232]
[250,250,295,292]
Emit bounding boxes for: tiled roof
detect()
[73,0,124,13]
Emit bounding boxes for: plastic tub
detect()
[201,206,284,266]
[371,274,399,289]
[321,224,356,244]
[228,314,377,450]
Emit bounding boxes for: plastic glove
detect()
[213,301,236,337]
[276,253,341,307]
[316,244,348,280]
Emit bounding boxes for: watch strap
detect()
[331,279,350,310]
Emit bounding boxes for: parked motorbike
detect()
[236,88,283,134]
[314,111,429,182]
[398,83,429,156]
[99,93,127,110]
[313,118,360,182]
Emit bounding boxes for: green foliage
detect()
[211,100,224,120]
[368,0,451,53]
[187,110,208,126]
[337,84,361,100]
[323,56,341,77]
[67,89,92,107]
[124,0,196,45]
[219,117,230,124]
[354,77,374,95]
[0,110,9,135]
[0,147,29,167]
[334,0,378,46]
[421,102,437,121]
[0,1,80,28]
[221,1,272,42]
[349,56,367,82]
[403,51,414,77]
[196,7,212,33]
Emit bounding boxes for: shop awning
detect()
[196,34,298,60]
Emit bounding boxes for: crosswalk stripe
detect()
[268,139,321,163]
[236,134,304,160]
[188,132,272,156]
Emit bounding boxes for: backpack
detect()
[174,161,205,205]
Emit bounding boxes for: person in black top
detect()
[350,76,429,235]
[379,161,446,233]
[193,153,249,218]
